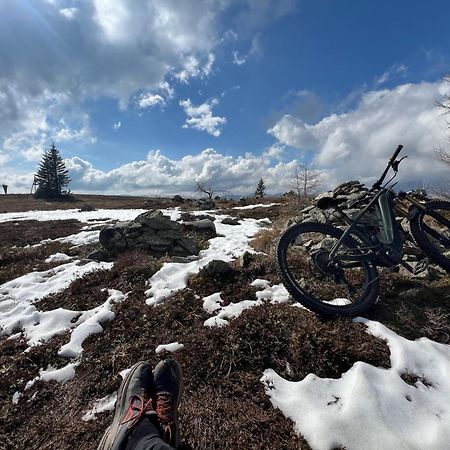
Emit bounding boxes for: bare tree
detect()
[195,180,215,200]
[435,146,450,167]
[435,76,450,197]
[289,162,321,206]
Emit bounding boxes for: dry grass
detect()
[0,193,179,213]
[1,200,449,450]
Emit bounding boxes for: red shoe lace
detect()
[155,392,175,443]
[121,394,154,429]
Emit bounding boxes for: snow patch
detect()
[58,289,128,358]
[0,209,147,223]
[204,281,291,327]
[261,319,450,450]
[202,292,223,313]
[25,362,79,391]
[232,203,280,210]
[44,252,72,263]
[0,260,113,304]
[145,214,266,305]
[155,342,184,353]
[82,393,117,421]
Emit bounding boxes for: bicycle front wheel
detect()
[277,222,379,317]
[410,200,450,272]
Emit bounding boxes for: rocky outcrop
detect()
[88,210,199,261]
[287,181,376,227]
[195,198,216,210]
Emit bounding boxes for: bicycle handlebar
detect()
[371,145,403,191]
[389,144,403,164]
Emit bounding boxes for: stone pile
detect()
[195,198,216,210]
[88,210,199,261]
[288,180,375,227]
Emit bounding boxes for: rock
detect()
[398,288,421,300]
[184,219,216,233]
[202,260,234,279]
[238,251,254,268]
[99,227,128,251]
[195,198,216,210]
[79,204,96,212]
[87,248,112,262]
[314,191,333,202]
[221,217,240,226]
[172,195,185,203]
[95,209,198,258]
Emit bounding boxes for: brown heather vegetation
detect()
[0,196,449,449]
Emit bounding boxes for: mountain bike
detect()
[277,145,450,317]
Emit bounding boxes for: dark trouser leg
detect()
[125,416,174,450]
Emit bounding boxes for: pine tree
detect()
[255,178,266,198]
[34,143,71,198]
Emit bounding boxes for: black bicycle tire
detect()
[277,222,380,317]
[409,200,450,273]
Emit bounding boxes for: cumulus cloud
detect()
[138,94,166,109]
[0,0,298,161]
[180,98,226,137]
[11,148,292,196]
[269,81,450,187]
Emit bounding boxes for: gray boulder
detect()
[92,210,199,260]
[195,198,216,210]
[184,218,216,233]
[221,217,240,226]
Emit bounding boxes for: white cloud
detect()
[138,94,165,109]
[375,63,408,86]
[263,144,285,160]
[175,53,216,83]
[232,51,247,65]
[38,148,297,196]
[113,121,121,130]
[269,81,449,187]
[0,0,299,166]
[59,7,78,19]
[180,98,226,137]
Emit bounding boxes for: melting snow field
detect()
[261,318,450,450]
[2,206,450,449]
[145,214,271,305]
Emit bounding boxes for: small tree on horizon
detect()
[34,143,71,198]
[255,178,266,198]
[194,180,215,200]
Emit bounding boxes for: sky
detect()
[0,0,449,196]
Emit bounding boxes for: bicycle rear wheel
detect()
[410,200,450,272]
[277,222,379,317]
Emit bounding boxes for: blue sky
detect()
[0,0,449,195]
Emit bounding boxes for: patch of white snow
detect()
[82,392,117,421]
[155,342,184,354]
[261,318,450,450]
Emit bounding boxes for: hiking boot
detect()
[153,358,183,449]
[97,362,155,450]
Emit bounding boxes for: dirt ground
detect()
[0,193,286,214]
[0,199,449,450]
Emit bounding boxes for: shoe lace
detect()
[121,394,154,429]
[156,392,174,442]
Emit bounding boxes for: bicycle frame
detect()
[328,187,401,262]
